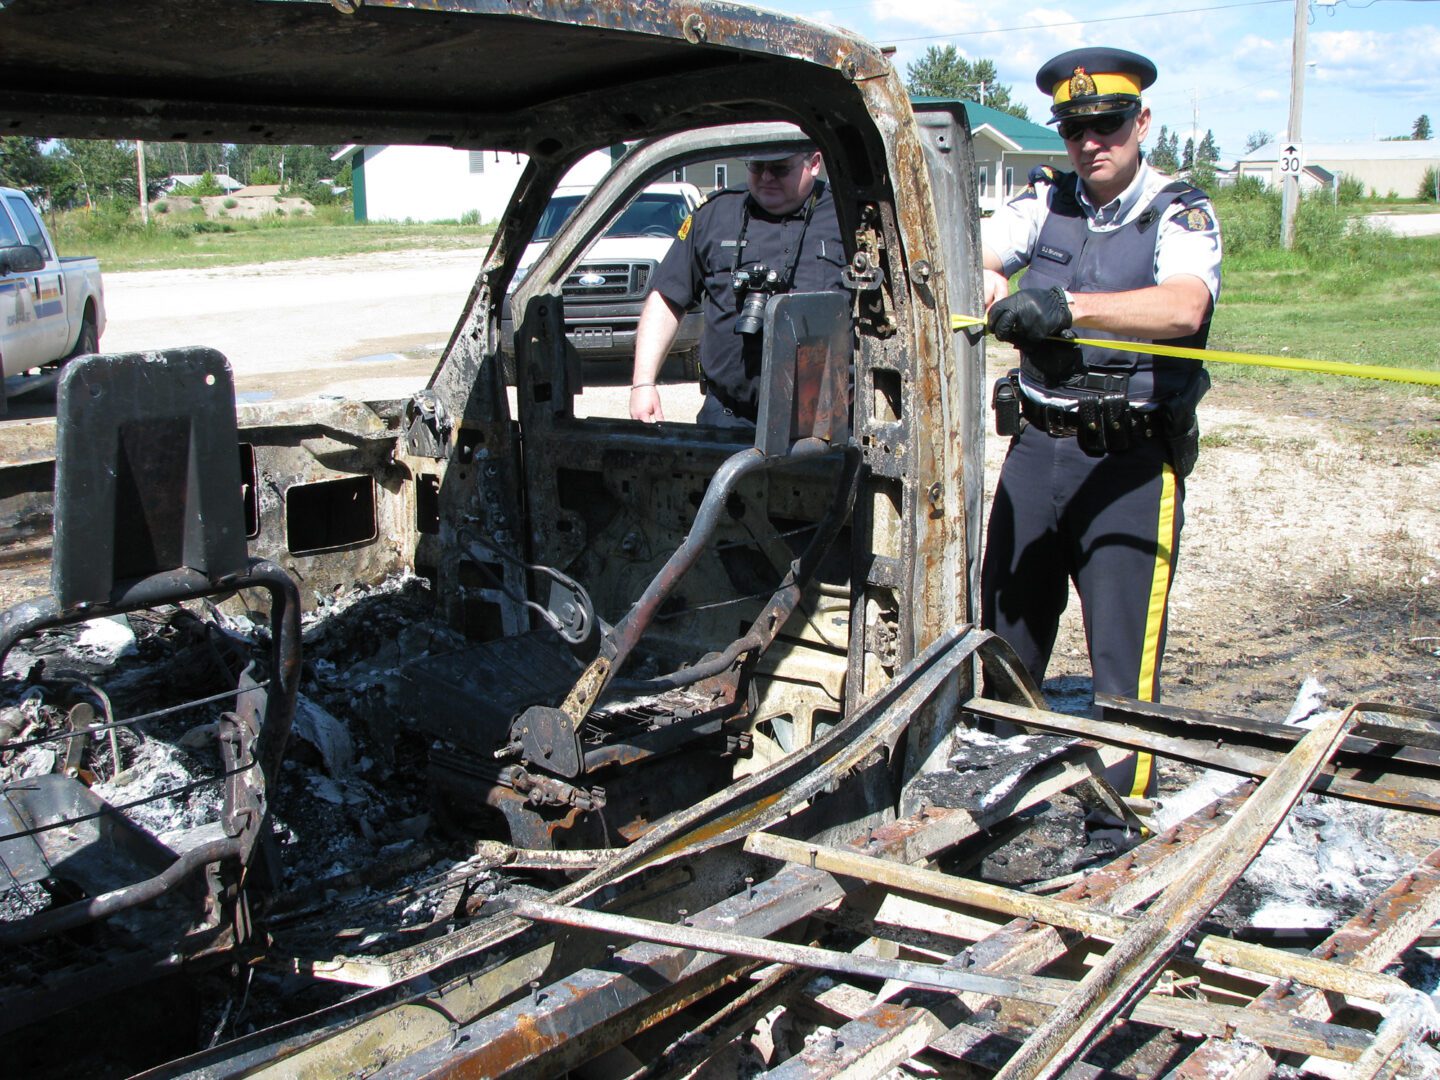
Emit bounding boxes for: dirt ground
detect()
[1005,345,1440,722]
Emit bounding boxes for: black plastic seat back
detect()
[51,348,249,609]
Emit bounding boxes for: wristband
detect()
[630,383,655,390]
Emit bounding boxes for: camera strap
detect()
[733,184,823,288]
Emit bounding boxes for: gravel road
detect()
[95,247,703,418]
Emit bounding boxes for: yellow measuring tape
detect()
[949,313,1440,389]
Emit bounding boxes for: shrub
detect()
[1418,167,1440,203]
[1337,175,1366,203]
[274,208,285,216]
[154,201,169,214]
[222,197,237,209]
[459,208,482,226]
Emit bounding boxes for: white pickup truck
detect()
[0,186,105,407]
[500,181,703,381]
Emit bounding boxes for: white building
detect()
[1232,140,1439,199]
[332,145,617,223]
[160,172,244,194]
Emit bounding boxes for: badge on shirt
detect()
[1175,207,1214,233]
[677,213,693,240]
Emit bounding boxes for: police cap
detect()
[742,145,818,163]
[1036,48,1156,123]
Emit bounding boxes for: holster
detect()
[1073,372,1131,457]
[992,370,1024,437]
[1160,368,1211,478]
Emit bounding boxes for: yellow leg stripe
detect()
[1131,461,1177,798]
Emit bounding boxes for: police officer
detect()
[980,47,1222,797]
[629,147,847,427]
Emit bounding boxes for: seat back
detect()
[51,348,248,608]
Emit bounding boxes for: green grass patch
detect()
[49,201,493,272]
[1206,188,1440,394]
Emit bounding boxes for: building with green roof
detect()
[913,98,1070,214]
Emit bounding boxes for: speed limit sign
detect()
[1279,143,1302,176]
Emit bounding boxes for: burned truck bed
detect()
[0,0,1437,1076]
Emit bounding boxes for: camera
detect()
[731,262,783,336]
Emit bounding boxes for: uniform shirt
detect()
[650,180,847,416]
[982,160,1221,304]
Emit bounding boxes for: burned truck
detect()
[1,2,1439,1078]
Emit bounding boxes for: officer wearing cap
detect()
[630,147,847,427]
[979,47,1222,797]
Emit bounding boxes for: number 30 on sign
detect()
[1279,144,1302,175]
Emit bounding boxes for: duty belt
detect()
[1019,392,1158,457]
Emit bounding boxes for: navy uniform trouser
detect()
[980,422,1184,798]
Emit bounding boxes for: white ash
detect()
[75,616,138,663]
[92,737,222,836]
[292,693,354,776]
[1226,796,1404,929]
[301,569,426,631]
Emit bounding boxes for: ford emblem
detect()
[577,272,607,287]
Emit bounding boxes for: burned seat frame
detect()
[0,350,300,1006]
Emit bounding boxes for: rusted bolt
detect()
[329,0,361,13]
[911,259,932,283]
[745,875,757,900]
[530,980,546,1006]
[683,13,706,42]
[928,481,943,511]
[808,847,818,869]
[677,908,691,926]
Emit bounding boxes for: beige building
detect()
[1233,140,1439,198]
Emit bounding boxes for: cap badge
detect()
[1068,67,1097,99]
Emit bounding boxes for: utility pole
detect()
[136,140,149,225]
[1281,0,1308,250]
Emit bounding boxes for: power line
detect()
[872,0,1291,46]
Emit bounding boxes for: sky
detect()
[752,0,1439,162]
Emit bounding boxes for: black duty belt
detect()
[1019,393,1158,457]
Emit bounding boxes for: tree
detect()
[1149,125,1179,173]
[54,139,137,208]
[905,46,1029,121]
[1197,129,1220,166]
[1243,130,1273,154]
[0,137,62,204]
[1413,114,1432,141]
[1181,136,1195,171]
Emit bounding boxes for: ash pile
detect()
[0,574,517,1070]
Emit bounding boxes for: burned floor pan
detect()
[48,624,1421,1080]
[0,580,1436,1078]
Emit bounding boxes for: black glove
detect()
[987,286,1073,344]
[988,286,1079,382]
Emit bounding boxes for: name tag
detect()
[1037,244,1072,265]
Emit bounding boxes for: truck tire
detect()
[674,347,701,382]
[64,305,99,362]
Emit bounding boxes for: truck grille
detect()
[562,262,651,300]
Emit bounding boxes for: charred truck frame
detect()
[0,2,1438,1078]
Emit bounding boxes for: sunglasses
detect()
[1058,111,1135,142]
[746,159,798,178]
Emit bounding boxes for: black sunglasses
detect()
[1058,111,1135,142]
[746,159,798,178]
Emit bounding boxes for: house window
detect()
[715,164,728,189]
[1005,167,1014,197]
[978,166,989,199]
[468,151,485,174]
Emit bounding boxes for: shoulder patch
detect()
[677,213,692,240]
[1174,207,1215,233]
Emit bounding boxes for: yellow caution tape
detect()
[949,313,1440,389]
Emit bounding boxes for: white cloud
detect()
[1309,28,1440,92]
